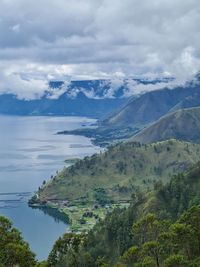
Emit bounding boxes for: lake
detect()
[0,115,101,260]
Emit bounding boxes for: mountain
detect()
[0,78,169,118]
[35,139,200,204]
[58,79,200,146]
[132,107,200,144]
[102,77,200,128]
[0,92,126,119]
[170,91,200,112]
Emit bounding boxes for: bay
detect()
[0,115,101,260]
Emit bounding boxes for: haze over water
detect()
[0,115,101,260]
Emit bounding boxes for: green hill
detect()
[132,107,200,144]
[36,139,200,204]
[47,162,200,267]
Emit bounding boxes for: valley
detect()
[58,74,200,146]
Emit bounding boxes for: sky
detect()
[0,0,200,98]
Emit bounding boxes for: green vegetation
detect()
[63,202,129,233]
[132,107,200,144]
[46,162,200,267]
[4,161,200,266]
[35,139,200,205]
[0,216,36,267]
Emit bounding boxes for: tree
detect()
[169,223,194,260]
[47,233,85,267]
[132,214,169,246]
[0,216,36,267]
[164,254,188,267]
[179,205,200,256]
[141,241,161,267]
[95,256,109,267]
[132,214,171,266]
[141,256,156,267]
[121,245,139,266]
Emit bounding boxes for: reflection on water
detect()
[0,193,68,260]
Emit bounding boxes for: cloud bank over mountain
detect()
[0,0,200,98]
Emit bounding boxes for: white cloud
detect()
[0,62,48,99]
[0,0,200,98]
[47,81,71,99]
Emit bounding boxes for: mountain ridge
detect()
[102,78,200,128]
[0,78,170,118]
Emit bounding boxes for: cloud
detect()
[47,81,71,100]
[0,0,200,98]
[10,24,21,34]
[0,62,48,99]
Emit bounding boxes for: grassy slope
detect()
[132,107,200,144]
[38,139,200,204]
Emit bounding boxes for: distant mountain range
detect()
[0,78,172,118]
[132,107,200,144]
[0,91,126,119]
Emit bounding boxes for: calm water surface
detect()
[0,115,101,260]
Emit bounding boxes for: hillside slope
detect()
[132,107,200,144]
[102,79,200,128]
[37,140,200,204]
[170,91,200,112]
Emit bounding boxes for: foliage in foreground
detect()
[47,205,200,267]
[0,216,36,267]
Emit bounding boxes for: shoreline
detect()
[28,198,130,233]
[28,202,70,225]
[57,126,140,147]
